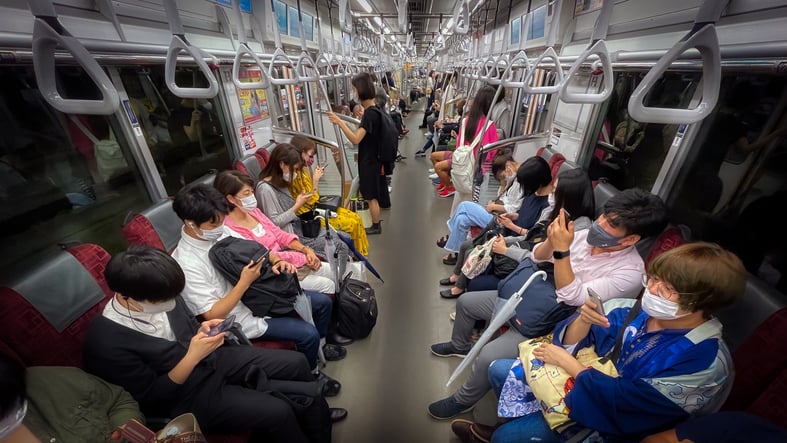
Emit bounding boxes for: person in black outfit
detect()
[83,246,346,443]
[328,73,385,235]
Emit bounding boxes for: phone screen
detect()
[587,288,605,315]
[208,314,236,337]
[251,249,270,265]
[563,210,572,228]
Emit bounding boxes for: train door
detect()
[0,66,153,269]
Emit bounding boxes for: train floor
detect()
[327,103,499,442]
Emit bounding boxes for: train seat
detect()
[557,159,579,175]
[254,147,270,167]
[593,180,621,218]
[717,274,787,352]
[0,243,113,368]
[121,198,181,253]
[234,154,262,183]
[722,307,787,429]
[189,169,218,187]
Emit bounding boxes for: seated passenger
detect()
[439,155,552,266]
[255,144,346,294]
[0,351,144,442]
[427,188,668,420]
[289,135,370,256]
[83,246,345,443]
[483,242,747,443]
[642,411,787,443]
[171,180,347,379]
[441,168,596,298]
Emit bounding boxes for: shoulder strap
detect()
[469,118,493,150]
[602,299,641,364]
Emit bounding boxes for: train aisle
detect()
[328,104,489,442]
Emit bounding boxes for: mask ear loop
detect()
[112,293,157,334]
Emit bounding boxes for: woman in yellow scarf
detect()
[289,135,370,256]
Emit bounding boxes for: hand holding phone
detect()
[586,288,605,316]
[208,314,236,337]
[251,249,270,266]
[562,209,572,228]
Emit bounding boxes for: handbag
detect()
[461,236,496,279]
[120,414,206,443]
[490,222,548,279]
[519,301,642,430]
[349,198,372,228]
[519,336,618,430]
[298,210,322,238]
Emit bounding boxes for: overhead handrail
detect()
[264,0,301,85]
[501,50,530,88]
[313,0,336,81]
[230,0,271,90]
[28,0,120,114]
[523,0,564,94]
[478,131,551,157]
[627,0,728,124]
[559,0,614,103]
[163,0,219,99]
[453,0,470,34]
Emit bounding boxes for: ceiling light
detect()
[373,16,383,27]
[356,0,373,13]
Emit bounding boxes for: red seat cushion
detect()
[644,225,687,267]
[723,308,787,419]
[122,214,168,252]
[233,160,250,177]
[254,148,270,167]
[0,244,112,368]
[548,153,566,184]
[251,339,296,351]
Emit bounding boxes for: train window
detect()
[119,67,232,194]
[670,74,787,292]
[0,67,150,270]
[588,71,699,190]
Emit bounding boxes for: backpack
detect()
[335,272,378,339]
[365,106,399,164]
[451,118,492,195]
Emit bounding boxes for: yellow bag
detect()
[519,335,618,430]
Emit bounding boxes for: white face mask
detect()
[134,298,177,314]
[641,288,690,320]
[548,192,556,207]
[282,172,292,183]
[0,400,26,438]
[238,195,258,212]
[192,223,224,242]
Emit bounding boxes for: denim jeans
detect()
[260,291,332,369]
[444,201,494,252]
[490,413,560,443]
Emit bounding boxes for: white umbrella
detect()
[292,274,326,365]
[446,270,548,387]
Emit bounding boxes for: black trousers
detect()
[182,345,331,443]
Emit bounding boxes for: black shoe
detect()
[323,343,347,361]
[330,407,348,423]
[418,125,427,129]
[440,289,463,299]
[316,371,342,397]
[328,332,354,346]
[442,254,457,266]
[439,277,454,286]
[365,223,382,235]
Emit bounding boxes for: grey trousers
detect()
[450,290,525,406]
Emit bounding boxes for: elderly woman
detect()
[475,242,747,443]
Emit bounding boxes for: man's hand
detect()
[238,260,263,287]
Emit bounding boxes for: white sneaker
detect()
[428,168,435,173]
[424,132,432,137]
[388,186,392,193]
[428,173,438,180]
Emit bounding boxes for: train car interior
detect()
[1,0,787,442]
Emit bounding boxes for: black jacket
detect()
[209,237,298,317]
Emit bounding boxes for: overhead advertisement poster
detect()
[236,68,270,124]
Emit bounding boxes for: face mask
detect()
[548,192,556,207]
[307,157,315,166]
[587,220,626,248]
[238,195,257,212]
[0,400,26,438]
[134,298,177,314]
[200,101,213,112]
[192,223,224,242]
[641,288,690,320]
[282,172,292,183]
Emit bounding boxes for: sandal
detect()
[442,253,458,266]
[436,234,449,248]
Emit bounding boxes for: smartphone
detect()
[562,209,572,228]
[251,249,270,266]
[587,288,605,315]
[208,314,236,337]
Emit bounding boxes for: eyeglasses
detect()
[641,274,683,301]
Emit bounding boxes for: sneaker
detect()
[415,151,427,157]
[432,177,442,185]
[323,344,347,361]
[316,371,342,397]
[449,311,456,321]
[428,168,435,173]
[439,187,456,198]
[427,396,475,420]
[428,173,439,180]
[436,184,447,192]
[388,186,392,193]
[425,132,433,137]
[430,342,468,358]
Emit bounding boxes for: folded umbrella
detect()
[446,270,547,387]
[335,231,384,283]
[291,274,326,365]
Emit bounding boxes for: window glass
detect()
[511,16,521,45]
[0,67,150,270]
[118,67,232,194]
[528,5,546,40]
[274,0,288,34]
[302,12,314,41]
[289,6,301,39]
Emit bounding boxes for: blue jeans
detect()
[489,358,559,443]
[260,291,332,369]
[445,201,494,252]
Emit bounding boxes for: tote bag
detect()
[461,236,496,279]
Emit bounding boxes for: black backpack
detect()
[366,106,399,164]
[335,272,378,339]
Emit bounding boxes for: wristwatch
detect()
[553,250,571,260]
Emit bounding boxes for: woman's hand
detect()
[547,209,574,252]
[577,299,611,328]
[327,112,341,124]
[304,248,321,270]
[295,191,313,208]
[496,213,516,230]
[532,343,574,367]
[491,234,507,255]
[313,165,325,181]
[271,260,297,275]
